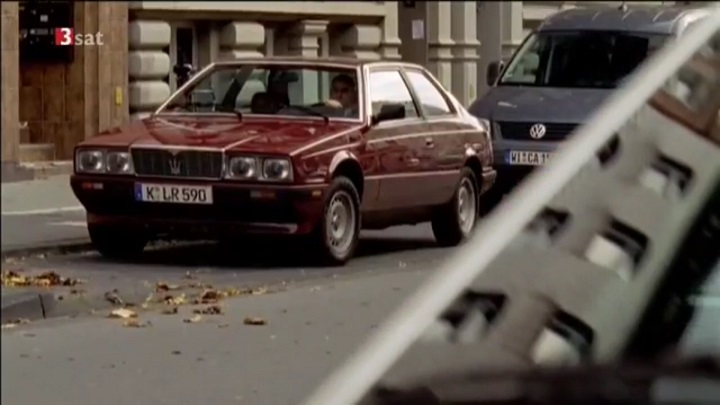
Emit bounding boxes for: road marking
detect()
[47,221,86,227]
[1,206,85,217]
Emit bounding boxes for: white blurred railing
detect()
[305,9,720,405]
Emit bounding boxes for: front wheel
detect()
[309,176,361,266]
[432,168,479,247]
[88,224,148,260]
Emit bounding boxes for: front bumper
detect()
[70,175,327,236]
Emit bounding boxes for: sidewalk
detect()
[1,175,90,258]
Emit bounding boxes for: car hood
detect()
[469,86,614,124]
[86,116,363,155]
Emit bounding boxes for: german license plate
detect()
[134,183,213,204]
[506,151,553,166]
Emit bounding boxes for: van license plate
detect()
[135,183,213,204]
[506,151,553,166]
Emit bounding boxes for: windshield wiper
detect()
[284,105,330,125]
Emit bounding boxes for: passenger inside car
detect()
[325,74,359,117]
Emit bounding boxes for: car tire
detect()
[310,176,361,266]
[88,224,148,260]
[478,185,505,217]
[432,167,479,247]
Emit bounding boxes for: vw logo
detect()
[529,123,547,139]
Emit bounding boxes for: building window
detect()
[169,22,198,91]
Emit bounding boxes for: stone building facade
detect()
[1,1,679,181]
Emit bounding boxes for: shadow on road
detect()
[74,235,441,269]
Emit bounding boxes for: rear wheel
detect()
[309,176,361,266]
[88,224,148,260]
[432,168,479,247]
[478,185,505,216]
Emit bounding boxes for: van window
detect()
[499,31,670,89]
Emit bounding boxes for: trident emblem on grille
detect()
[168,157,182,175]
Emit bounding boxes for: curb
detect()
[1,291,57,323]
[1,240,95,261]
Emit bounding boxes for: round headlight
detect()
[227,157,257,178]
[77,150,104,173]
[263,159,291,180]
[106,152,133,174]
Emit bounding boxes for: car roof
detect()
[538,6,711,35]
[210,57,425,70]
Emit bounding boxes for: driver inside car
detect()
[325,74,359,117]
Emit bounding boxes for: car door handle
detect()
[425,138,435,148]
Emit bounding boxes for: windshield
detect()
[499,30,670,89]
[157,63,362,120]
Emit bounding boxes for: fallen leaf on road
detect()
[243,316,267,326]
[183,314,202,323]
[225,287,244,297]
[122,319,149,328]
[193,305,223,315]
[141,293,155,309]
[1,270,83,287]
[108,308,137,319]
[1,318,30,329]
[155,282,181,292]
[251,287,268,295]
[104,289,124,306]
[161,307,179,315]
[70,289,85,295]
[162,293,186,306]
[195,289,221,304]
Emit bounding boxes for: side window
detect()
[369,70,419,119]
[404,70,454,116]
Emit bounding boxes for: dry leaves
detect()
[161,307,179,315]
[104,289,124,306]
[243,316,267,326]
[2,318,30,329]
[1,270,83,287]
[193,305,223,315]
[155,282,181,292]
[184,314,202,323]
[123,319,150,328]
[161,293,187,306]
[108,308,137,319]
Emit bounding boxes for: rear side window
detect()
[405,70,454,117]
[368,70,419,118]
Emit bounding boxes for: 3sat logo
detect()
[54,28,104,46]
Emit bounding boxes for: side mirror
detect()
[173,63,195,87]
[371,103,406,126]
[486,60,504,87]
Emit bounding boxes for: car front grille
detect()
[497,121,579,141]
[131,149,223,179]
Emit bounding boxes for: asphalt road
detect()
[0,223,450,405]
[0,210,88,253]
[1,268,431,405]
[2,224,446,315]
